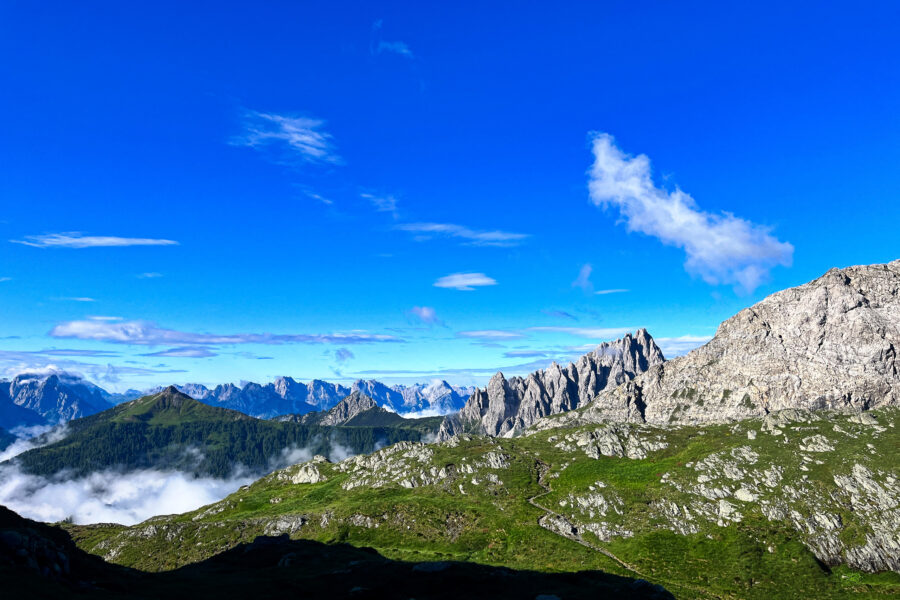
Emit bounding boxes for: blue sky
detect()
[1,1,898,391]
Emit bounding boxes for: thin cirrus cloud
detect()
[588,133,793,293]
[397,223,529,247]
[233,110,339,165]
[527,326,636,339]
[595,289,629,295]
[572,264,628,296]
[11,233,178,249]
[141,347,218,358]
[361,193,399,215]
[433,272,497,291]
[49,319,404,346]
[457,330,525,341]
[371,19,414,59]
[137,272,163,279]
[654,335,713,357]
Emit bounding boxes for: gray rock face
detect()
[318,392,379,426]
[578,260,900,426]
[203,377,346,418]
[439,329,665,439]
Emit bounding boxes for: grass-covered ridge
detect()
[67,407,900,599]
[10,388,442,478]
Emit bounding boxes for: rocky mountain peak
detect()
[320,392,379,426]
[543,259,900,430]
[438,329,666,439]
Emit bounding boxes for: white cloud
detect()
[434,272,497,291]
[361,193,398,215]
[377,40,414,58]
[527,326,636,339]
[0,464,253,526]
[0,277,11,282]
[595,289,629,295]
[141,347,218,358]
[572,263,593,293]
[588,133,793,293]
[137,272,163,279]
[457,330,525,340]
[371,19,415,59]
[655,335,713,357]
[409,306,443,326]
[234,110,339,165]
[11,233,178,249]
[49,319,403,346]
[60,297,96,302]
[397,223,529,247]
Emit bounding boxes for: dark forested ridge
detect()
[9,388,441,478]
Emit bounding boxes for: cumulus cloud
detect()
[234,110,339,165]
[408,306,443,326]
[397,223,529,247]
[49,319,403,345]
[588,133,793,293]
[11,233,179,249]
[433,272,497,291]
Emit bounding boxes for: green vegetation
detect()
[68,408,900,599]
[12,390,440,478]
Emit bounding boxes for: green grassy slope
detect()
[10,389,441,478]
[68,408,900,599]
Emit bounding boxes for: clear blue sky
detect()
[1,1,898,391]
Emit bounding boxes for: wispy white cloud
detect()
[527,326,636,339]
[457,330,525,340]
[377,40,414,58]
[88,316,123,321]
[59,297,96,302]
[141,347,218,358]
[49,319,404,346]
[234,110,339,165]
[137,272,163,279]
[11,233,178,249]
[408,306,443,326]
[572,263,593,293]
[588,133,793,293]
[542,309,578,321]
[0,277,11,282]
[434,272,497,291]
[397,223,529,247]
[361,193,398,215]
[654,335,713,357]
[503,350,548,358]
[595,289,629,295]
[371,19,415,59]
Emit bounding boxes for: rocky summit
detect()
[439,329,664,439]
[542,260,900,431]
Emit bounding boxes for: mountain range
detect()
[0,373,473,432]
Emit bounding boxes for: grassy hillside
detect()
[10,388,441,478]
[68,408,900,599]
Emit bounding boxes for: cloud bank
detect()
[588,133,793,293]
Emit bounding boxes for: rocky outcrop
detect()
[439,329,665,439]
[319,392,379,426]
[568,260,900,427]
